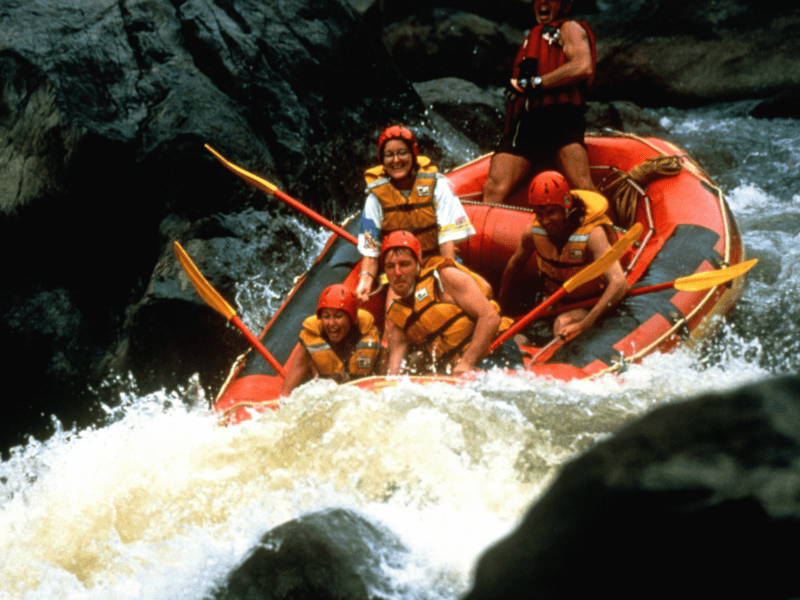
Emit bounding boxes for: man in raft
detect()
[382,231,522,376]
[355,125,475,302]
[498,170,628,343]
[281,284,383,396]
[483,0,598,204]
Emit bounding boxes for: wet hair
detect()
[565,194,587,231]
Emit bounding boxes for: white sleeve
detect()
[358,193,384,258]
[434,174,476,245]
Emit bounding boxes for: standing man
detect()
[483,0,597,205]
[499,171,628,342]
[381,231,521,376]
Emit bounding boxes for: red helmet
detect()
[528,170,573,212]
[381,230,422,263]
[377,125,419,161]
[316,284,357,324]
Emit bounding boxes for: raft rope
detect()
[598,155,683,229]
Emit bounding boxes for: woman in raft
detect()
[354,125,476,303]
[281,284,384,396]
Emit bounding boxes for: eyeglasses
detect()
[384,149,411,160]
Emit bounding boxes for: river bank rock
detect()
[463,374,800,600]
[212,508,409,600]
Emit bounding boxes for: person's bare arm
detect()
[355,256,379,302]
[439,268,502,376]
[499,224,537,308]
[439,240,456,261]
[555,227,628,340]
[386,322,410,376]
[540,21,593,89]
[280,342,314,396]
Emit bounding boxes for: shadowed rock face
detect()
[463,374,800,600]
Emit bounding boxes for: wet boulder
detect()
[464,374,800,600]
[590,2,800,108]
[382,9,522,88]
[212,508,409,600]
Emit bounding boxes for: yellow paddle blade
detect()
[563,222,644,294]
[173,241,236,321]
[674,258,758,291]
[204,144,278,195]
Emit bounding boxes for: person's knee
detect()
[483,171,511,197]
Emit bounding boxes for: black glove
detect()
[515,58,543,96]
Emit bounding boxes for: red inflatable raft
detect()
[212,131,749,425]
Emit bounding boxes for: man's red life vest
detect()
[509,18,597,114]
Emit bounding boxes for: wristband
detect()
[360,271,375,279]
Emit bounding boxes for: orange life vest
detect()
[532,190,614,298]
[386,257,513,371]
[298,309,381,382]
[364,156,440,256]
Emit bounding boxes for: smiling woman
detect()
[354,125,476,305]
[279,285,383,396]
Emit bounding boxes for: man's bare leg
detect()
[558,142,597,192]
[482,152,532,204]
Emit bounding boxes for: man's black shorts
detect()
[496,104,587,170]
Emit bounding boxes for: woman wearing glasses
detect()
[355,125,476,303]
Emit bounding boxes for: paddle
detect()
[173,241,287,378]
[487,222,644,354]
[204,144,359,246]
[535,258,759,319]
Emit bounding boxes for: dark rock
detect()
[464,374,800,600]
[382,10,522,88]
[361,0,539,31]
[117,209,312,396]
[212,508,409,600]
[591,5,800,107]
[750,86,800,120]
[585,100,670,137]
[413,78,505,155]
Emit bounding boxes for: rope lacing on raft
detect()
[599,155,683,229]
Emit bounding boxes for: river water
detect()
[1,103,797,599]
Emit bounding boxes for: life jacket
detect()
[386,257,514,371]
[532,190,614,298]
[364,156,440,256]
[298,309,382,382]
[508,18,597,118]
